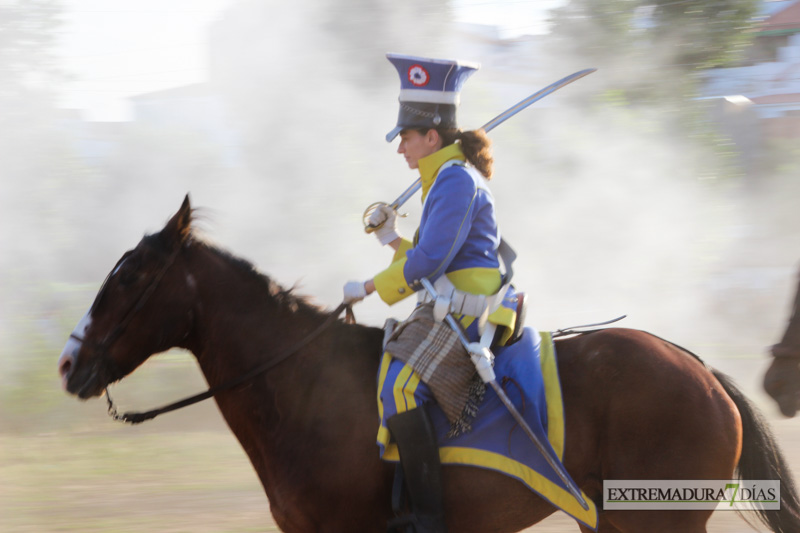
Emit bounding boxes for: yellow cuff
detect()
[393,238,413,262]
[374,256,413,305]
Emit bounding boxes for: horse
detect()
[764,268,800,418]
[59,195,800,533]
[764,355,800,419]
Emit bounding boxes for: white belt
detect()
[417,275,507,318]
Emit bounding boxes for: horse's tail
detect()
[712,368,800,533]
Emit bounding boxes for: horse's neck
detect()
[184,249,316,385]
[183,246,309,361]
[181,245,385,509]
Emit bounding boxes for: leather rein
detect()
[87,242,353,425]
[106,301,352,424]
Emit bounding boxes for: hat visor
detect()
[385,126,403,143]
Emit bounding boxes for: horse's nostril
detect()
[59,357,72,377]
[58,356,74,392]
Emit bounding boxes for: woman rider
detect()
[343,53,518,533]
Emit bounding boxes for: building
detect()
[702,0,800,141]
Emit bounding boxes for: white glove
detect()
[369,204,401,246]
[343,280,368,304]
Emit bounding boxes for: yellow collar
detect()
[419,144,466,203]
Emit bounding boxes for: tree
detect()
[546,0,758,103]
[650,0,758,70]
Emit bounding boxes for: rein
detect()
[552,315,627,338]
[106,302,354,424]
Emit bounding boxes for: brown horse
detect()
[764,267,800,417]
[59,196,800,533]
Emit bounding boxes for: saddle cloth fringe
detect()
[384,303,485,435]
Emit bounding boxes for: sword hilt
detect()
[362,201,388,234]
[363,201,409,234]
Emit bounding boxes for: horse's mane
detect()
[202,240,323,315]
[145,222,325,319]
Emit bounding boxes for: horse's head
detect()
[763,355,800,418]
[58,195,196,399]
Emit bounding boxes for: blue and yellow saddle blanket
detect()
[377,328,599,530]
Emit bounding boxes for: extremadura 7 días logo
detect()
[603,480,780,510]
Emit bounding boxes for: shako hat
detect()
[385,53,480,142]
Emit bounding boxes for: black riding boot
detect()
[386,406,448,533]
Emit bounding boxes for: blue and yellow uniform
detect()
[374,142,518,460]
[358,53,598,530]
[374,143,501,305]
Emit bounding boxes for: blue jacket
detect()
[374,143,502,305]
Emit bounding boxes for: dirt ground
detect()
[4,416,798,532]
[3,357,798,532]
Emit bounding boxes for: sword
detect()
[364,68,597,233]
[419,277,590,511]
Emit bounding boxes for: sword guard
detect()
[363,201,406,234]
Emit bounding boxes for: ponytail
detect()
[438,128,494,179]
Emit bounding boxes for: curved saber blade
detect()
[481,67,596,133]
[487,379,590,511]
[383,68,597,213]
[418,279,590,511]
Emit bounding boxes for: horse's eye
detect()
[119,271,139,286]
[118,259,142,286]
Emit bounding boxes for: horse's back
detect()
[556,327,741,470]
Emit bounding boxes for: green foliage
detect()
[548,0,641,63]
[548,0,758,104]
[545,0,759,180]
[550,0,757,70]
[651,0,759,70]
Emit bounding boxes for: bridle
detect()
[78,240,354,425]
[107,301,351,424]
[71,244,183,355]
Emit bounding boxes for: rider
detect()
[343,53,518,533]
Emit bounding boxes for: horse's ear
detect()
[161,194,193,248]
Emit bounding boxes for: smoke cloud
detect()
[2,0,798,416]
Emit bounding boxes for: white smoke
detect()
[3,0,798,421]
